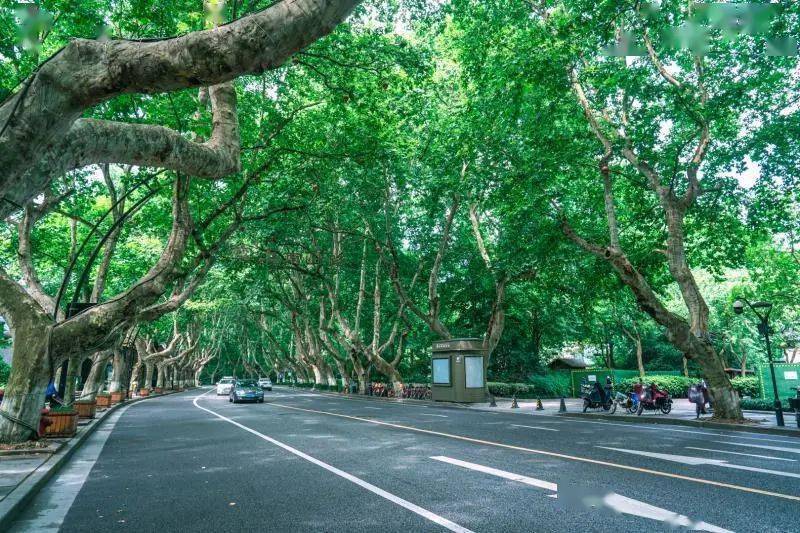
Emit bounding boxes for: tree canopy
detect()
[0,0,798,439]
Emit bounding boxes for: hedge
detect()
[616,375,696,398]
[0,358,9,386]
[488,375,571,399]
[740,398,793,412]
[730,376,760,398]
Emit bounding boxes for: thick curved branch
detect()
[0,0,362,216]
[24,83,240,203]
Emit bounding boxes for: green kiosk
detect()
[431,338,487,402]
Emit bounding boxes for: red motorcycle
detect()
[634,383,672,415]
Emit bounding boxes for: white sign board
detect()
[465,356,484,388]
[587,375,597,382]
[784,371,798,380]
[432,358,451,385]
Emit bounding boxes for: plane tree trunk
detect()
[565,70,742,421]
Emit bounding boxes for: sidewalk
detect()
[0,389,182,530]
[465,396,800,436]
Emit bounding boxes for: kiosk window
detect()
[465,356,484,388]
[432,358,451,385]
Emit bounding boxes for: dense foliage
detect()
[0,1,797,405]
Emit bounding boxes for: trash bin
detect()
[431,338,486,403]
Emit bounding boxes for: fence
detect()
[756,363,800,401]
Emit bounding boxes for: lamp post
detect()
[733,299,784,427]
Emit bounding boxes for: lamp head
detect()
[733,300,745,315]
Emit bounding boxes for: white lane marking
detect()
[575,419,799,444]
[713,441,800,454]
[421,413,449,418]
[363,407,383,410]
[9,405,132,532]
[600,447,800,480]
[193,393,473,533]
[686,447,797,462]
[510,424,559,432]
[431,456,730,533]
[271,402,800,502]
[431,456,556,491]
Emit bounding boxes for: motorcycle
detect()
[580,381,613,412]
[609,391,639,414]
[634,383,672,415]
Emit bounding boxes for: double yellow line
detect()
[270,401,800,503]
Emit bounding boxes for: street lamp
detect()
[733,298,784,427]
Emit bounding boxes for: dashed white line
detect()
[430,456,731,532]
[713,441,800,455]
[431,456,556,491]
[685,447,796,462]
[601,446,800,479]
[511,424,559,432]
[193,392,473,533]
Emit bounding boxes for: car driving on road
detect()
[230,379,265,403]
[257,377,273,391]
[216,377,234,396]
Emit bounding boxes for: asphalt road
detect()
[10,387,800,532]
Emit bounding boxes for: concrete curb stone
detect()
[559,411,800,438]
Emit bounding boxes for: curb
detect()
[280,387,800,437]
[0,389,191,530]
[558,412,800,438]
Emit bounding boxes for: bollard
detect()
[536,398,544,411]
[511,395,519,409]
[559,397,567,413]
[489,395,497,407]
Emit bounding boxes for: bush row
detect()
[729,376,760,398]
[615,376,696,398]
[292,382,345,392]
[291,375,768,401]
[615,375,762,399]
[488,376,571,399]
[740,398,793,412]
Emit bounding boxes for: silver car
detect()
[257,378,273,391]
[230,379,265,403]
[216,377,235,395]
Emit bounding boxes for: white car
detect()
[257,378,273,391]
[216,377,235,395]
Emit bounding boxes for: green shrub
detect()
[740,398,792,412]
[0,358,9,386]
[730,376,760,398]
[616,375,695,398]
[487,376,571,399]
[526,374,572,398]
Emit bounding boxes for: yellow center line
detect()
[269,401,800,503]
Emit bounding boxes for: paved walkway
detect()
[0,390,171,519]
[465,397,799,430]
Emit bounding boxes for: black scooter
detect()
[580,381,613,412]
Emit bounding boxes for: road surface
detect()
[10,387,800,532]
